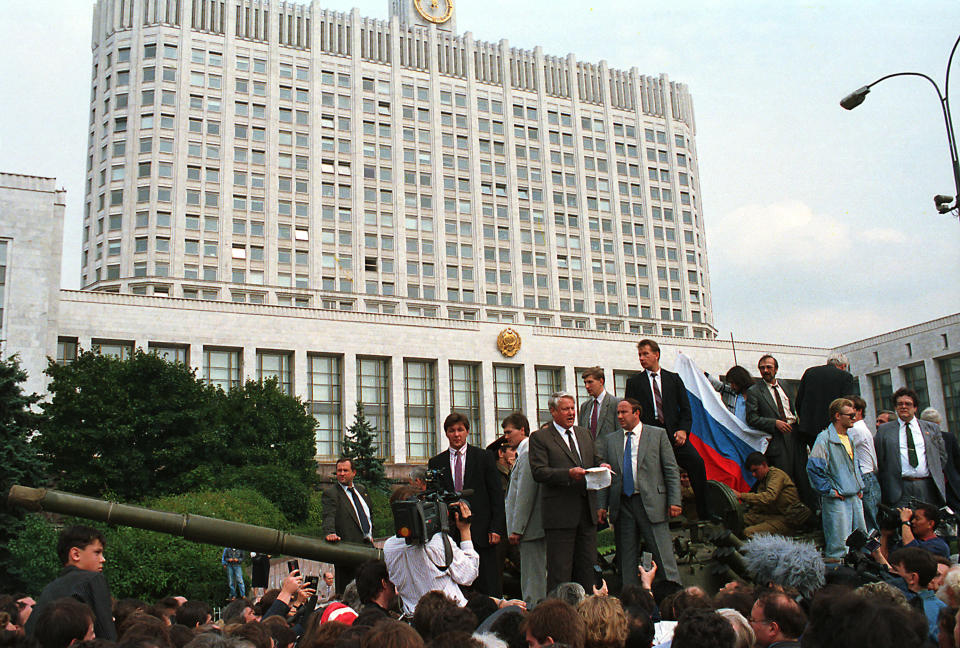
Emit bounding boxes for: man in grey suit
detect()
[529,391,609,592]
[579,367,621,441]
[745,354,816,509]
[503,412,546,607]
[876,387,946,508]
[598,398,682,584]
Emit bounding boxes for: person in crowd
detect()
[671,608,735,648]
[249,552,271,602]
[876,410,895,427]
[577,596,628,648]
[175,601,213,629]
[739,452,811,537]
[323,458,374,595]
[706,366,754,422]
[579,367,622,441]
[409,466,428,493]
[922,407,960,515]
[353,560,396,627]
[360,619,423,648]
[806,398,867,561]
[485,436,516,496]
[748,591,805,647]
[25,525,117,640]
[625,339,708,519]
[715,608,753,648]
[804,587,928,648]
[521,599,585,648]
[529,392,608,592]
[745,354,815,508]
[428,412,506,598]
[889,547,948,644]
[32,598,95,648]
[879,503,951,559]
[221,548,245,601]
[876,387,947,508]
[795,352,859,448]
[503,412,547,608]
[845,394,882,531]
[220,598,257,624]
[317,572,336,604]
[598,398,682,583]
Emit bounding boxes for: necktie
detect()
[623,432,635,497]
[590,399,600,438]
[348,487,371,536]
[651,373,664,424]
[454,450,464,492]
[565,428,582,466]
[905,422,918,468]
[772,384,787,421]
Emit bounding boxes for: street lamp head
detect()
[934,194,956,214]
[840,86,871,110]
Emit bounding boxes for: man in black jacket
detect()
[624,339,708,518]
[25,525,117,641]
[322,457,374,594]
[795,352,858,448]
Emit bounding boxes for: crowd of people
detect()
[6,339,960,648]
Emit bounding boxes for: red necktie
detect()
[651,373,664,424]
[454,451,464,492]
[590,399,600,438]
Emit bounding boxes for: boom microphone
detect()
[741,534,825,598]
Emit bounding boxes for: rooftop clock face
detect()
[414,0,453,24]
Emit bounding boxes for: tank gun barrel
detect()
[7,485,382,565]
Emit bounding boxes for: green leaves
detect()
[342,403,388,492]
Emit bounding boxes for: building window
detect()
[449,362,481,446]
[535,367,563,429]
[869,371,894,417]
[149,343,188,364]
[56,337,78,365]
[494,365,524,425]
[309,354,342,459]
[902,363,929,411]
[92,339,134,359]
[357,357,391,460]
[204,347,241,392]
[258,350,293,395]
[405,360,437,460]
[939,356,960,435]
[613,371,632,401]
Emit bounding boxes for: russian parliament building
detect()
[1,0,830,469]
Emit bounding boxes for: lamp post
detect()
[840,33,960,217]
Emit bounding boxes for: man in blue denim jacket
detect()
[806,398,866,560]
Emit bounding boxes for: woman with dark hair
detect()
[707,366,755,422]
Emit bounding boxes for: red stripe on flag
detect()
[688,434,750,492]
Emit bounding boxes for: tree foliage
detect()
[342,403,388,492]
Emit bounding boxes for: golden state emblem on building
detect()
[496,328,521,357]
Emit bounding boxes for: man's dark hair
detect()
[56,525,106,565]
[488,609,525,648]
[845,395,867,413]
[443,412,471,432]
[755,591,806,640]
[650,580,683,607]
[622,398,643,416]
[174,601,212,628]
[336,457,355,470]
[581,367,605,383]
[890,547,939,587]
[758,354,778,370]
[724,366,754,394]
[712,589,753,619]
[501,412,530,435]
[356,560,389,604]
[671,587,713,619]
[254,590,280,617]
[623,607,654,648]
[119,613,173,648]
[619,585,657,618]
[670,609,734,648]
[113,599,147,630]
[430,606,477,637]
[220,598,252,623]
[360,619,423,648]
[637,339,661,354]
[892,387,919,409]
[413,592,457,639]
[520,600,585,648]
[333,625,369,648]
[262,616,297,648]
[464,592,497,626]
[805,587,926,648]
[914,502,942,526]
[744,452,768,470]
[168,625,194,648]
[426,632,482,648]
[34,598,94,648]
[228,622,271,648]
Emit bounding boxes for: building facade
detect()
[839,313,960,434]
[82,0,714,338]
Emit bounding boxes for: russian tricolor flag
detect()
[676,353,770,492]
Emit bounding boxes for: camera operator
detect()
[879,503,950,560]
[383,485,479,615]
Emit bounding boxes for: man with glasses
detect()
[875,387,946,508]
[749,591,806,648]
[806,398,867,560]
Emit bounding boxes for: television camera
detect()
[391,467,473,545]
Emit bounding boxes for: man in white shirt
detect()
[383,488,479,615]
[846,395,881,531]
[876,388,946,508]
[578,367,621,441]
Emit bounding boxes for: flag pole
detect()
[730,332,738,366]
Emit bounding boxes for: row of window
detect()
[868,356,960,433]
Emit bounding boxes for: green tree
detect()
[342,403,387,492]
[0,355,48,590]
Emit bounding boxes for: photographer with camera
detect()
[879,503,951,560]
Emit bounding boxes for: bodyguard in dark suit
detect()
[428,412,506,596]
[598,398,682,584]
[624,339,708,518]
[745,354,816,509]
[795,353,858,449]
[529,391,609,592]
[322,458,373,593]
[579,366,621,441]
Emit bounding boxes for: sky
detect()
[0,0,957,348]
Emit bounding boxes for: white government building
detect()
[4,0,956,470]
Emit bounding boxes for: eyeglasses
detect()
[839,412,855,418]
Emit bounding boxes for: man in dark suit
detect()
[322,458,373,594]
[428,412,505,596]
[795,353,858,449]
[579,366,621,441]
[529,391,609,591]
[624,339,708,518]
[745,354,816,509]
[876,388,947,508]
[598,398,682,584]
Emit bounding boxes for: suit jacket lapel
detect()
[550,425,580,466]
[439,450,455,491]
[341,486,362,531]
[760,383,777,415]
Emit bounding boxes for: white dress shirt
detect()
[448,445,467,486]
[847,419,878,475]
[646,371,661,420]
[764,381,797,424]
[383,533,479,615]
[622,421,643,479]
[339,482,373,539]
[899,417,929,478]
[553,421,582,459]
